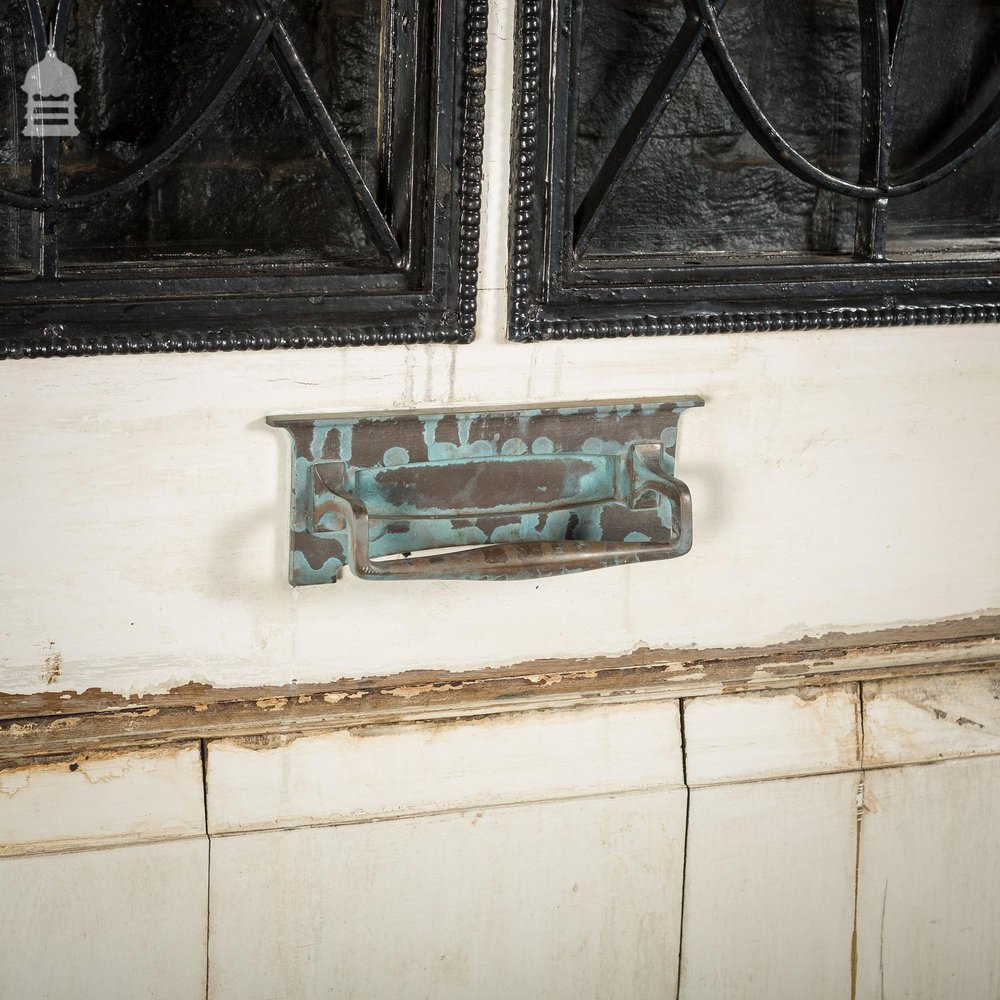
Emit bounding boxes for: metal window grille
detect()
[0,0,485,358]
[510,0,1000,340]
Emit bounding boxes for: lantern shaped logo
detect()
[22,49,80,138]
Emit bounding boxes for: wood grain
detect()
[209,790,687,1000]
[863,668,1000,767]
[4,626,998,763]
[206,702,683,834]
[1,742,205,857]
[679,773,860,1000]
[684,684,860,785]
[856,757,1000,999]
[0,838,208,1000]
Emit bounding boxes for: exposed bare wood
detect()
[0,742,205,857]
[1,620,998,762]
[863,668,1000,768]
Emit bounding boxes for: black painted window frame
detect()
[509,0,1000,341]
[0,0,486,359]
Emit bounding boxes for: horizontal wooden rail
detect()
[2,616,998,764]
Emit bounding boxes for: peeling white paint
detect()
[1,0,999,700]
[0,744,205,856]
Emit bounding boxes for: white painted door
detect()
[2,0,1000,996]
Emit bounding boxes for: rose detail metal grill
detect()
[0,0,486,358]
[3,0,401,278]
[509,0,1000,340]
[574,0,1000,262]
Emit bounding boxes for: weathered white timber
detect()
[1,742,205,857]
[0,0,998,708]
[206,702,682,833]
[684,684,860,785]
[863,669,1000,767]
[0,838,208,1000]
[209,790,686,1000]
[679,772,859,1000]
[0,0,997,991]
[855,756,1000,1000]
[3,324,999,699]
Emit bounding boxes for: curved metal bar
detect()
[854,0,893,257]
[0,186,46,212]
[1,0,400,269]
[0,1,45,216]
[61,12,277,208]
[689,0,883,200]
[692,0,1000,204]
[27,0,68,276]
[887,87,1000,196]
[874,0,1000,198]
[887,0,915,90]
[22,0,46,60]
[52,0,73,52]
[0,8,277,212]
[325,443,693,582]
[266,17,403,267]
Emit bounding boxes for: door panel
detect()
[1,0,999,699]
[208,791,687,1000]
[679,772,860,1000]
[205,703,682,834]
[855,757,1000,1000]
[0,839,208,1000]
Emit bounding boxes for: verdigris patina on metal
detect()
[268,399,703,583]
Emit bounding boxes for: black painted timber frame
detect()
[0,0,486,359]
[509,0,1000,341]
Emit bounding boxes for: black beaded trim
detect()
[512,302,1000,341]
[1,322,467,360]
[509,0,539,340]
[516,303,1000,341]
[456,0,488,338]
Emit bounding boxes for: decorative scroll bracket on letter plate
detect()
[267,398,704,584]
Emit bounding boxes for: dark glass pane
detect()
[58,47,379,268]
[573,0,861,259]
[63,0,248,157]
[281,0,383,191]
[0,6,38,274]
[887,0,1000,254]
[0,0,384,273]
[0,204,33,276]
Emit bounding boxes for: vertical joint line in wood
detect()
[200,738,212,1000]
[856,678,866,767]
[850,680,866,1000]
[675,698,691,1000]
[200,738,210,837]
